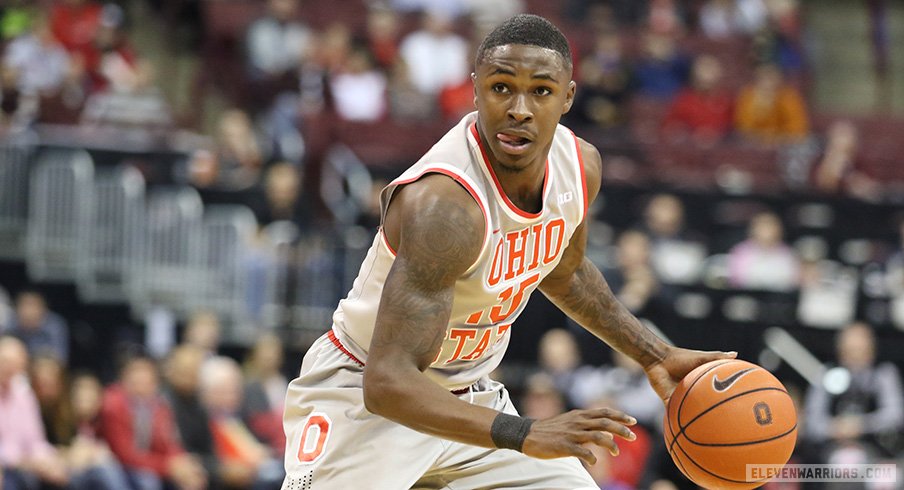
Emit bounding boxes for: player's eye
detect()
[534,86,552,96]
[491,83,509,94]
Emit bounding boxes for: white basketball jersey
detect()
[330,112,589,390]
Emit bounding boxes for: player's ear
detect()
[471,73,478,107]
[562,80,576,114]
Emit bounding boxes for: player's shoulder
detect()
[385,173,485,250]
[571,134,602,202]
[383,173,486,280]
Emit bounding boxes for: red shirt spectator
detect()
[49,0,102,58]
[99,354,207,490]
[662,54,733,143]
[100,383,185,476]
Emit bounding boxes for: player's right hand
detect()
[521,407,637,465]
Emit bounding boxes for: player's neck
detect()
[492,158,547,214]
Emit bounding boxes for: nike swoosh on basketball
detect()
[712,367,756,392]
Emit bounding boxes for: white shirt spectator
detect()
[4,33,70,95]
[330,71,387,122]
[399,23,468,95]
[246,17,311,77]
[700,0,768,38]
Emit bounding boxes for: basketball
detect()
[663,359,797,489]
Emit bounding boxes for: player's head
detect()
[475,14,572,74]
[472,14,576,171]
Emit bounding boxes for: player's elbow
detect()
[362,363,396,415]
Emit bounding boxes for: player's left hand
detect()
[643,346,737,403]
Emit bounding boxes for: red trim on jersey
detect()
[382,167,489,258]
[470,123,548,219]
[570,131,589,219]
[328,330,364,367]
[379,228,397,256]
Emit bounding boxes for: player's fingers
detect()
[581,416,637,441]
[573,445,597,466]
[584,407,637,425]
[590,432,619,457]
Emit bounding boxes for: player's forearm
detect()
[364,267,501,449]
[541,257,670,368]
[363,361,499,447]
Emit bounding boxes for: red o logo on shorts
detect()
[297,412,332,464]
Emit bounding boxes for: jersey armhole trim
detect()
[328,328,365,367]
[380,165,491,275]
[570,131,589,219]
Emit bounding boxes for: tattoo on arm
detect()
[371,192,484,369]
[544,258,668,367]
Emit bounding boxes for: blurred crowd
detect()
[1,307,288,490]
[1,0,904,489]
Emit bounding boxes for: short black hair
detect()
[476,14,572,71]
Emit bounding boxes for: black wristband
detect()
[490,412,534,452]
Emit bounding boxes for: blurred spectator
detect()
[752,0,804,77]
[647,0,685,36]
[242,334,288,455]
[804,322,904,460]
[164,345,246,490]
[245,0,312,80]
[249,162,309,228]
[66,373,132,490]
[3,14,77,97]
[464,0,526,35]
[49,0,103,61]
[329,45,387,122]
[398,11,469,96]
[811,120,880,201]
[80,57,172,128]
[29,355,72,446]
[641,194,706,285]
[438,76,474,121]
[604,230,662,317]
[200,357,283,489]
[7,290,69,363]
[727,212,800,291]
[0,336,68,489]
[388,59,438,120]
[699,0,768,39]
[633,31,690,100]
[568,30,633,129]
[216,109,267,191]
[734,64,809,143]
[100,352,207,490]
[86,3,136,93]
[569,352,664,431]
[520,372,566,420]
[183,310,221,358]
[365,6,402,70]
[537,328,581,402]
[662,54,734,144]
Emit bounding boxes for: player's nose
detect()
[507,94,533,123]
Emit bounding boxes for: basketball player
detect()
[282,14,735,489]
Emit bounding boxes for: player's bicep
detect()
[369,176,485,370]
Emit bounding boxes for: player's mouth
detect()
[496,131,533,155]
